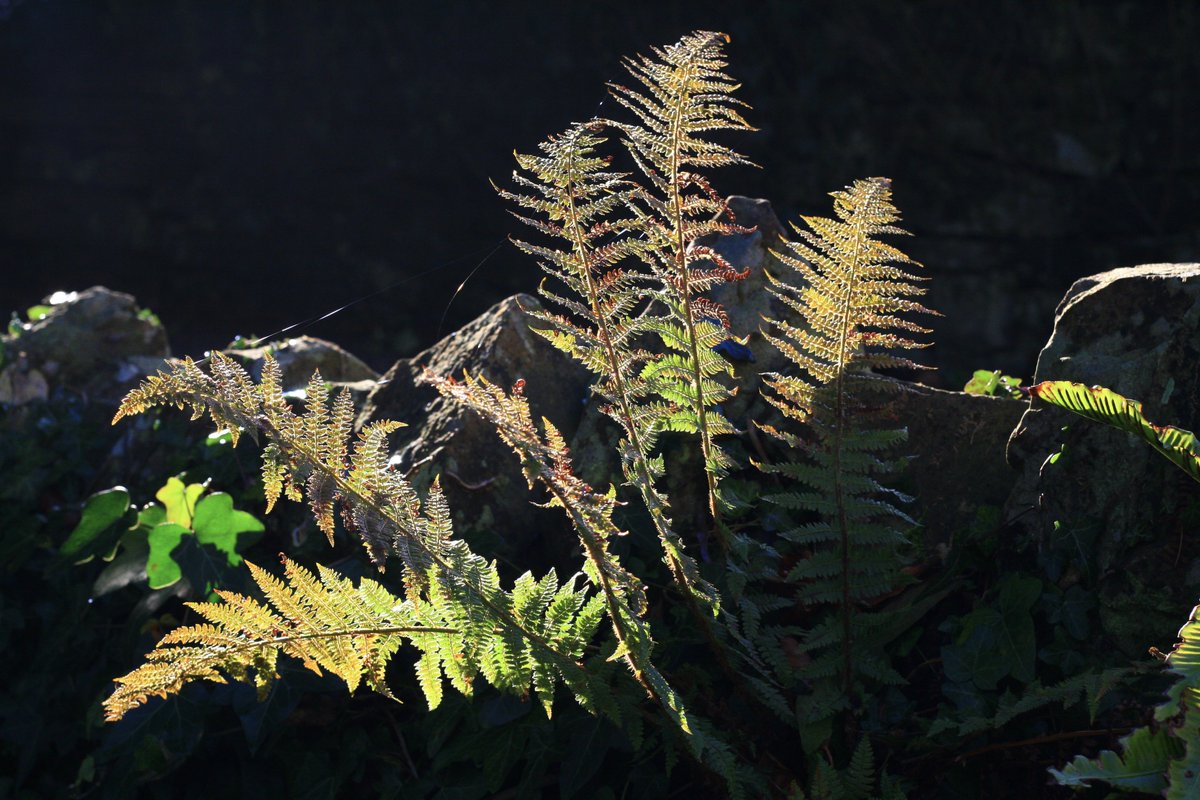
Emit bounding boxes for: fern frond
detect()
[1053,600,1200,797]
[111,352,613,720]
[421,371,694,718]
[424,369,756,795]
[606,31,756,536]
[104,555,455,720]
[499,121,718,612]
[758,178,935,703]
[1030,380,1200,483]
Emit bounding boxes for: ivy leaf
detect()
[93,529,149,596]
[145,522,189,589]
[945,575,1042,689]
[60,487,130,562]
[173,538,241,598]
[192,492,264,567]
[155,478,205,528]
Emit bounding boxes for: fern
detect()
[607,30,755,538]
[756,178,936,706]
[1039,381,1200,796]
[1052,597,1200,799]
[422,370,751,792]
[1029,380,1200,481]
[105,556,455,719]
[793,738,906,800]
[108,352,610,720]
[497,121,718,612]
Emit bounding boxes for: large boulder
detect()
[1005,263,1200,655]
[0,286,169,405]
[356,294,591,570]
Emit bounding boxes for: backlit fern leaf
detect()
[498,121,718,611]
[110,352,609,720]
[606,31,756,537]
[757,177,936,704]
[104,555,452,721]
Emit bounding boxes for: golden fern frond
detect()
[104,555,454,721]
[423,369,698,734]
[758,177,936,698]
[112,352,613,720]
[499,121,719,612]
[605,31,756,534]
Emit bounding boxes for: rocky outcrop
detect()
[1005,263,1200,655]
[356,294,591,569]
[0,286,169,405]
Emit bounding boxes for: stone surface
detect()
[356,294,591,569]
[887,382,1026,548]
[0,286,170,404]
[1004,263,1200,655]
[224,335,378,401]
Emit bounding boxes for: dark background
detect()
[2,0,1198,385]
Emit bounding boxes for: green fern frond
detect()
[1030,380,1200,483]
[1053,600,1200,798]
[104,555,455,721]
[111,352,612,721]
[422,372,685,715]
[499,121,718,612]
[758,178,935,704]
[606,30,756,534]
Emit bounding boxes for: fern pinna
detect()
[607,30,756,538]
[757,178,936,714]
[497,121,719,613]
[105,352,611,721]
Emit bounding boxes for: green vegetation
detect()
[4,29,1198,800]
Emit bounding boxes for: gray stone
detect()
[357,294,591,569]
[1004,263,1200,655]
[888,382,1026,549]
[0,286,170,404]
[223,335,378,403]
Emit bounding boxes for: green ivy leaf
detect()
[192,492,264,567]
[60,487,131,562]
[145,522,189,589]
[155,478,205,528]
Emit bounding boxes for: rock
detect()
[0,286,170,404]
[887,382,1026,547]
[1004,263,1200,655]
[356,294,591,570]
[223,335,378,402]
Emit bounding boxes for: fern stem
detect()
[561,141,697,594]
[664,71,726,549]
[199,625,458,659]
[832,224,868,697]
